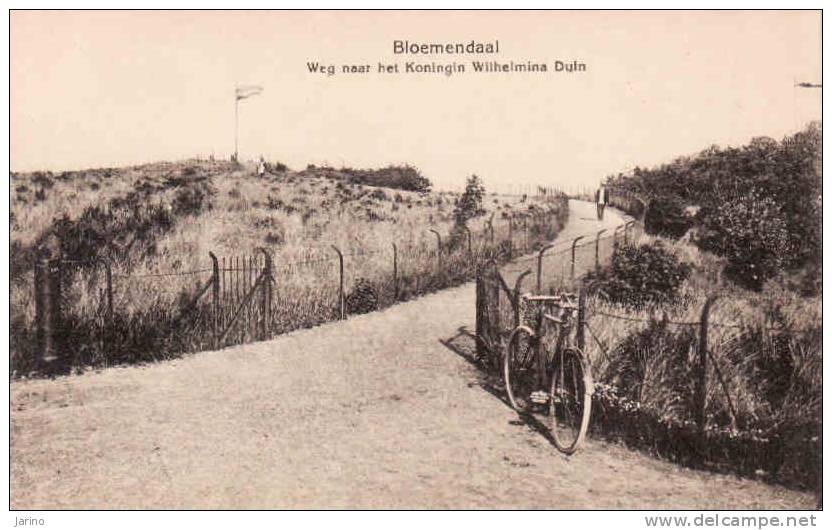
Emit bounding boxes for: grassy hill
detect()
[10,160,568,375]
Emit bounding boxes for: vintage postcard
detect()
[8,9,822,516]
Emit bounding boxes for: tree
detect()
[454,175,486,227]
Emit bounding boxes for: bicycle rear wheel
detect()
[549,347,593,454]
[504,325,537,412]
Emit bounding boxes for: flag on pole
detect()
[236,85,264,100]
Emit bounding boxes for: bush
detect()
[266,161,288,172]
[590,241,691,309]
[346,278,379,314]
[334,165,432,192]
[603,320,698,419]
[696,191,793,291]
[604,123,821,296]
[644,196,692,239]
[369,189,389,201]
[453,175,486,227]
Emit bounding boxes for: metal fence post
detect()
[595,229,607,272]
[463,226,472,255]
[522,216,528,253]
[624,220,636,245]
[209,252,220,348]
[570,236,585,280]
[507,217,514,256]
[332,245,345,320]
[429,229,442,269]
[392,243,399,301]
[104,259,113,320]
[536,243,555,293]
[697,296,719,435]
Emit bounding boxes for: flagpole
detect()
[234,85,239,162]
[233,84,262,163]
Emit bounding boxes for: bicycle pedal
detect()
[529,390,549,404]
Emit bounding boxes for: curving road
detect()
[10,201,815,509]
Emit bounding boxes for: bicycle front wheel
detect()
[504,325,537,413]
[549,347,593,454]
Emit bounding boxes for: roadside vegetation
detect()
[606,122,821,293]
[581,124,822,492]
[10,160,568,376]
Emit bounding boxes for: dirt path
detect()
[10,201,815,509]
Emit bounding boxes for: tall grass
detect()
[580,233,821,491]
[10,159,569,376]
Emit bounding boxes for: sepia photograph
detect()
[7,9,823,515]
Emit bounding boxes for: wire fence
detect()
[474,208,818,441]
[17,198,570,374]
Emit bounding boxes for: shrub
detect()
[644,195,692,239]
[332,165,432,192]
[590,241,691,309]
[604,123,821,296]
[369,189,389,201]
[453,174,486,227]
[696,190,793,291]
[266,161,288,172]
[602,320,698,420]
[346,278,379,315]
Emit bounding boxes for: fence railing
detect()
[22,200,569,373]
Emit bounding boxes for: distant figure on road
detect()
[257,156,267,177]
[595,185,609,220]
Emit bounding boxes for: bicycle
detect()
[503,292,593,454]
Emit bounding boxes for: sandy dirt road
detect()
[10,201,815,509]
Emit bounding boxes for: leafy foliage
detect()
[696,190,794,290]
[346,278,379,315]
[605,123,821,291]
[591,242,691,309]
[316,164,432,193]
[454,175,486,227]
[644,195,692,239]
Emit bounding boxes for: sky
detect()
[10,10,821,193]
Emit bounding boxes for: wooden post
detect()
[475,267,485,357]
[697,296,719,435]
[332,245,345,320]
[513,270,531,327]
[577,286,586,351]
[259,248,272,340]
[209,252,220,348]
[392,243,399,301]
[35,234,62,367]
